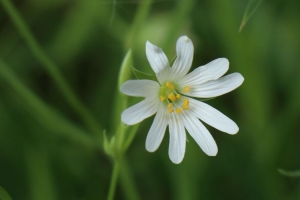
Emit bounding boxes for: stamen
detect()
[168,109,174,113]
[160,96,166,102]
[183,98,189,105]
[168,93,177,101]
[182,104,189,110]
[175,108,182,114]
[168,103,173,109]
[176,94,181,99]
[166,82,174,89]
[183,86,190,93]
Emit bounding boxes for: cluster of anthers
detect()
[159,81,190,114]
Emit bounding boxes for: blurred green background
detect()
[1,0,300,199]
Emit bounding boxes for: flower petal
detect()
[121,97,159,125]
[189,98,239,134]
[146,41,169,74]
[120,80,160,97]
[177,58,229,86]
[171,36,194,80]
[146,104,168,152]
[156,66,172,84]
[184,73,244,98]
[181,112,218,156]
[168,114,186,164]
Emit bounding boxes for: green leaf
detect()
[103,130,117,157]
[170,55,177,66]
[0,186,13,200]
[131,67,158,82]
[118,49,133,88]
[239,0,263,32]
[111,49,134,132]
[278,169,300,178]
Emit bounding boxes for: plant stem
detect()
[25,146,57,200]
[0,0,102,139]
[122,125,139,153]
[107,0,153,198]
[120,159,140,200]
[107,160,121,200]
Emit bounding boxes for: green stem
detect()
[122,125,139,153]
[106,0,154,198]
[107,160,121,200]
[25,146,57,200]
[0,0,102,139]
[120,159,140,200]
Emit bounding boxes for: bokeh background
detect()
[1,0,300,199]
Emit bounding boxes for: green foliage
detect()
[278,169,300,178]
[239,0,263,32]
[0,187,13,200]
[132,66,158,82]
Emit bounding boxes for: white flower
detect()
[120,36,244,164]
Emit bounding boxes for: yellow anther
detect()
[166,82,174,89]
[160,96,165,102]
[168,103,173,109]
[183,98,189,105]
[168,93,176,101]
[175,108,182,114]
[168,109,174,113]
[183,86,190,93]
[182,104,189,110]
[176,94,181,99]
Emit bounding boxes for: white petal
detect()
[121,97,159,125]
[156,66,172,84]
[185,73,244,98]
[189,98,238,134]
[168,114,186,164]
[171,36,194,80]
[181,112,218,156]
[146,41,170,74]
[177,58,229,86]
[120,80,160,97]
[146,104,168,152]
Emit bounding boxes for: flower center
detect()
[159,81,190,114]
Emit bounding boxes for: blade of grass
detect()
[239,0,263,32]
[0,186,13,200]
[278,169,300,178]
[0,0,102,138]
[25,146,57,200]
[0,60,97,149]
